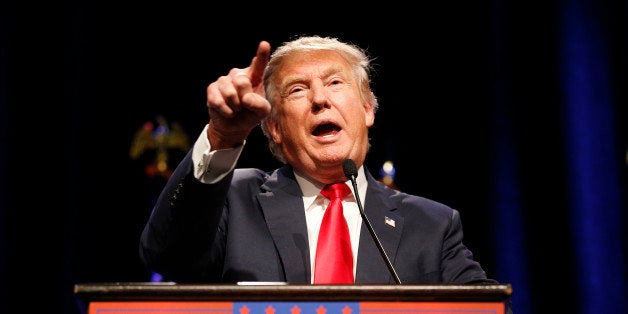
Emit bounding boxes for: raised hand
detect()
[205,41,272,150]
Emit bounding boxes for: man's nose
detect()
[310,83,329,110]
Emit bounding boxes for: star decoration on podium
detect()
[237,304,353,314]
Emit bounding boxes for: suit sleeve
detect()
[139,149,231,282]
[440,209,498,284]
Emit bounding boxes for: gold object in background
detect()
[130,115,190,179]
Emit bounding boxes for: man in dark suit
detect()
[139,36,498,285]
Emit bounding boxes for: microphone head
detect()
[342,159,358,179]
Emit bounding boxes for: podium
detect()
[74,282,512,314]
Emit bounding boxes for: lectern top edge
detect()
[74,282,512,302]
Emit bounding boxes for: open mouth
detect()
[312,123,341,137]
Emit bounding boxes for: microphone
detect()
[342,159,402,284]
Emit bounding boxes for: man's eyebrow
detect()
[281,74,308,89]
[280,66,346,88]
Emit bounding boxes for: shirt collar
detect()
[294,166,367,210]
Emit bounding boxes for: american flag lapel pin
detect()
[385,216,396,227]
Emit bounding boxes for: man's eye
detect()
[287,86,308,95]
[328,78,346,86]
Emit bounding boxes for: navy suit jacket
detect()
[140,150,496,285]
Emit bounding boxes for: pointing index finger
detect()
[248,41,271,88]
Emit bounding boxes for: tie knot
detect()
[321,183,351,200]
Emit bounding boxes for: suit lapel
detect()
[258,167,311,283]
[355,177,404,283]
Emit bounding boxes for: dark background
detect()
[1,1,627,313]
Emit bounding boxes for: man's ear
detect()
[364,102,375,127]
[267,119,282,144]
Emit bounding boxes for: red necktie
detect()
[314,183,354,284]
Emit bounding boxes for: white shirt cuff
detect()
[192,124,245,184]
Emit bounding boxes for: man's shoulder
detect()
[232,167,275,182]
[380,184,455,216]
[232,166,291,186]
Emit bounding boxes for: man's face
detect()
[267,50,374,183]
